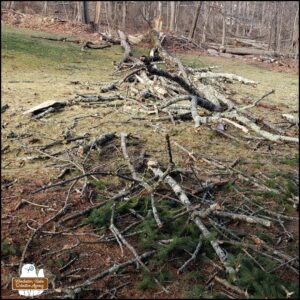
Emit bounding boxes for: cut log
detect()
[83,41,111,49]
[23,100,68,116]
[230,38,268,50]
[225,47,280,57]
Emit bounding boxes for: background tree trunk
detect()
[290,5,299,54]
[235,1,240,35]
[188,2,202,40]
[221,3,227,47]
[83,1,90,24]
[94,1,101,31]
[169,1,175,31]
[201,3,211,44]
[75,1,83,22]
[42,1,48,16]
[122,1,126,29]
[157,1,162,18]
[248,2,256,37]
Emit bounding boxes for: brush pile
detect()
[8,29,299,299]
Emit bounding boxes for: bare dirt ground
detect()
[1,10,299,300]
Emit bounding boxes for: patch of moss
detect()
[1,240,17,256]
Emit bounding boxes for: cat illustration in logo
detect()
[19,264,45,297]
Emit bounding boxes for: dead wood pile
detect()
[8,29,299,299]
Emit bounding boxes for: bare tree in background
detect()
[83,1,90,24]
[221,2,227,47]
[188,2,202,40]
[2,1,298,58]
[42,1,47,16]
[169,1,175,31]
[122,1,126,29]
[75,1,83,22]
[94,1,101,31]
[201,2,211,44]
[235,1,240,36]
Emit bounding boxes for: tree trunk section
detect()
[122,1,126,29]
[201,4,210,44]
[83,1,90,24]
[94,1,101,31]
[188,2,202,40]
[221,3,227,47]
[235,1,240,35]
[169,1,175,31]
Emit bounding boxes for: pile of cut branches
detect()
[18,130,298,298]
[10,29,299,299]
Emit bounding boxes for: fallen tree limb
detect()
[142,58,224,112]
[195,71,257,85]
[147,160,236,277]
[65,250,156,291]
[225,47,279,57]
[117,30,142,70]
[214,275,249,298]
[110,223,169,293]
[210,210,271,227]
[177,237,202,274]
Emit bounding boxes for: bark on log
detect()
[23,100,68,116]
[225,47,280,57]
[142,59,224,112]
[195,72,257,85]
[83,41,111,49]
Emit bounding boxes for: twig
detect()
[120,132,139,180]
[32,171,137,194]
[110,203,124,257]
[165,134,174,165]
[15,199,50,210]
[19,181,77,274]
[214,276,249,298]
[211,210,272,227]
[177,237,202,274]
[151,194,163,228]
[60,185,140,224]
[239,90,275,110]
[65,251,156,290]
[109,224,169,293]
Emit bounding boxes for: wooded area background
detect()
[2,1,299,58]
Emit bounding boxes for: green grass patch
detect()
[280,156,299,166]
[1,25,122,76]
